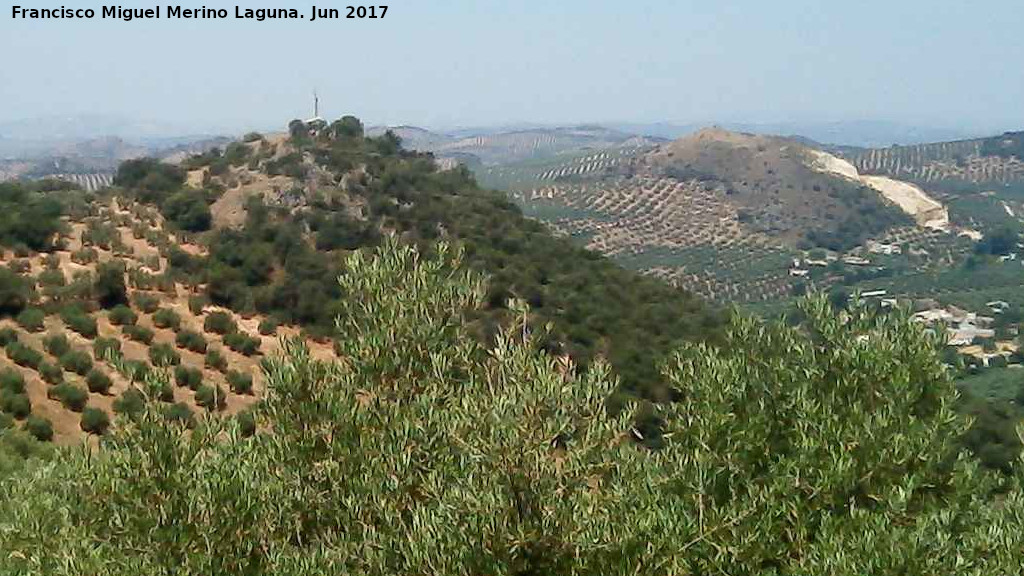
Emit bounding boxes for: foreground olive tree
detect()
[0,238,1021,575]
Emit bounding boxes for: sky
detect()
[1,0,1023,135]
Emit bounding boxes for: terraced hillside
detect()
[369,124,663,167]
[493,128,936,302]
[0,196,336,445]
[845,132,1024,190]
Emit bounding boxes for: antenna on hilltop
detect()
[313,90,320,119]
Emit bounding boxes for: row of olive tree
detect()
[0,237,1021,574]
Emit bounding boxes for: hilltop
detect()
[101,119,725,405]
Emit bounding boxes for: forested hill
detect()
[111,117,726,400]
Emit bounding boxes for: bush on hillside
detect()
[38,362,63,385]
[223,332,260,356]
[0,267,34,315]
[225,370,253,395]
[23,415,53,442]
[94,261,128,309]
[93,337,122,360]
[113,388,147,418]
[195,384,226,411]
[5,342,42,369]
[203,311,236,335]
[148,343,180,367]
[257,318,278,336]
[80,407,110,436]
[132,293,161,314]
[15,308,45,332]
[85,369,112,394]
[0,327,18,346]
[175,330,207,354]
[173,365,203,390]
[123,325,154,345]
[42,333,71,358]
[60,350,93,376]
[204,348,228,372]
[163,402,196,429]
[152,308,181,330]
[0,369,25,394]
[0,391,31,419]
[48,383,88,412]
[107,305,138,326]
[60,307,97,339]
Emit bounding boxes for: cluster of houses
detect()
[912,304,997,346]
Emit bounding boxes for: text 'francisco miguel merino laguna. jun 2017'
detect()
[10,5,388,22]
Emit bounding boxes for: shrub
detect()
[113,388,147,417]
[24,415,53,442]
[173,365,203,390]
[42,333,71,357]
[0,391,31,419]
[0,327,18,346]
[164,402,195,428]
[0,412,11,431]
[0,267,33,316]
[123,360,151,384]
[7,259,31,275]
[0,368,25,393]
[175,330,207,354]
[226,370,253,395]
[205,348,228,372]
[70,247,98,265]
[94,261,128,308]
[60,350,93,376]
[93,337,122,360]
[223,332,260,356]
[195,384,226,411]
[107,305,137,326]
[203,311,236,335]
[61,308,97,339]
[6,341,42,369]
[85,369,112,394]
[132,293,161,314]
[236,410,256,437]
[38,362,63,385]
[149,343,180,367]
[258,318,278,336]
[49,383,88,412]
[152,308,181,330]
[80,407,110,435]
[37,268,66,289]
[188,294,208,315]
[124,325,154,345]
[16,308,46,332]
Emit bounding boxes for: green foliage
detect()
[0,368,25,394]
[187,294,208,315]
[151,308,181,330]
[93,337,122,360]
[0,267,34,315]
[60,350,93,376]
[94,261,129,309]
[203,311,236,335]
[80,407,110,436]
[23,416,53,442]
[0,243,1020,574]
[114,159,186,204]
[0,391,30,419]
[5,341,42,369]
[107,304,137,326]
[0,182,64,251]
[38,362,63,385]
[15,307,45,332]
[48,383,88,412]
[0,328,17,346]
[225,370,252,395]
[148,343,180,367]
[123,325,154,345]
[60,307,98,339]
[174,329,207,354]
[132,293,161,314]
[194,384,226,411]
[42,333,71,357]
[223,331,260,356]
[162,189,212,232]
[85,369,113,394]
[258,318,278,336]
[173,365,203,390]
[205,348,228,372]
[113,388,146,418]
[163,401,196,428]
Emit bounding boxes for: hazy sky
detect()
[2,0,1023,134]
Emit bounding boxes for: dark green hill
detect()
[113,118,726,400]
